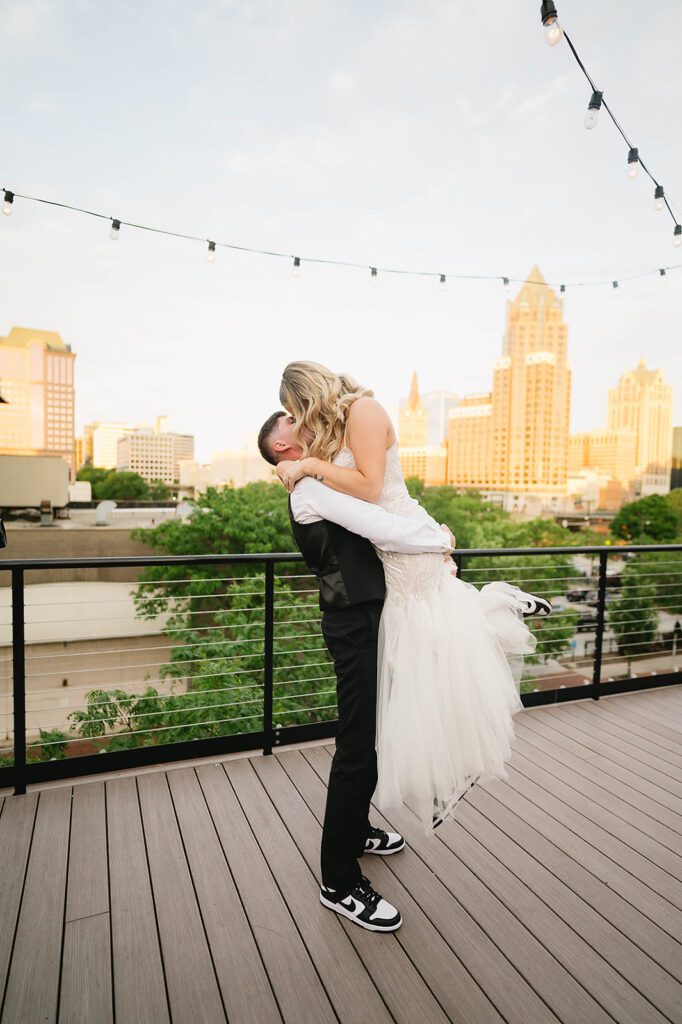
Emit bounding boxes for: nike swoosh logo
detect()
[341,896,359,912]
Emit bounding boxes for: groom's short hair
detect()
[258,411,287,465]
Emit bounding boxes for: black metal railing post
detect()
[263,561,275,755]
[591,550,608,701]
[11,568,27,795]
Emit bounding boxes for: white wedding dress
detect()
[333,441,536,836]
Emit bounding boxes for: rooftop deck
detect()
[1,686,681,1024]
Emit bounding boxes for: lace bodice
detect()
[332,442,445,602]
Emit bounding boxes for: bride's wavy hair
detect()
[279,360,374,461]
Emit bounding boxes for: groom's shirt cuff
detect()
[290,477,454,554]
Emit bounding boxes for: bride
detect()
[275,360,540,834]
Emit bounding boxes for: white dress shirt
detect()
[289,476,454,554]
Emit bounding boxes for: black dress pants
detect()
[319,598,383,895]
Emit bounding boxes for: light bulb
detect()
[540,1,562,46]
[660,268,668,284]
[439,274,446,291]
[503,277,510,292]
[654,185,665,211]
[207,241,216,263]
[109,218,121,240]
[612,280,619,293]
[292,256,301,277]
[560,284,566,294]
[674,225,682,248]
[584,90,603,130]
[370,267,378,285]
[627,147,639,180]
[2,190,14,216]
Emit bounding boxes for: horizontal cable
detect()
[29,711,266,747]
[23,589,268,607]
[274,704,337,720]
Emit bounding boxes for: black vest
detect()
[288,498,385,612]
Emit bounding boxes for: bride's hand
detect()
[275,458,319,492]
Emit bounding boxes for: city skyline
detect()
[2,1,681,463]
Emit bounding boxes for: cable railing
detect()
[0,544,681,795]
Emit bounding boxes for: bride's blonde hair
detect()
[279,360,374,461]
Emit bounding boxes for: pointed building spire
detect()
[406,370,422,412]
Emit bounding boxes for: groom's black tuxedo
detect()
[288,498,385,895]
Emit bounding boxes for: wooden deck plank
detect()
[512,730,682,872]
[532,704,679,798]
[596,697,682,747]
[165,767,282,1024]
[573,701,682,767]
[504,758,682,934]
[604,695,682,740]
[64,781,109,923]
[465,777,682,984]
[251,750,495,1024]
[0,792,37,1006]
[2,787,71,1024]
[313,745,612,1024]
[507,751,682,909]
[106,776,169,1024]
[517,715,682,834]
[59,781,112,1024]
[136,771,226,1024]
[457,794,682,1022]
[425,791,670,1024]
[227,755,435,1024]
[195,762,338,1024]
[555,704,682,783]
[283,746,559,1024]
[58,915,112,1024]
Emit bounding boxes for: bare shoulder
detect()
[346,396,392,429]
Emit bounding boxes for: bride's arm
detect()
[278,398,391,502]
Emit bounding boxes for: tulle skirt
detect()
[373,569,535,835]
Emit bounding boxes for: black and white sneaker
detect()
[320,874,402,932]
[515,591,552,617]
[364,825,405,855]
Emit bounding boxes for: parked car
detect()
[566,588,589,602]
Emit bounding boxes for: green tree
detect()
[76,466,113,492]
[607,568,658,658]
[666,489,682,536]
[611,495,678,543]
[97,471,150,501]
[527,607,579,664]
[148,478,172,501]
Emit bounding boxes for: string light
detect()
[292,256,301,277]
[544,5,680,235]
[2,190,13,216]
[660,268,668,284]
[439,274,446,291]
[540,0,562,46]
[627,147,639,181]
[612,280,619,293]
[584,90,603,130]
[1,184,680,291]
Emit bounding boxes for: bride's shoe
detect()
[514,591,552,617]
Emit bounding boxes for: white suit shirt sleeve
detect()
[289,477,454,554]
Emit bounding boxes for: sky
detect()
[2,0,681,462]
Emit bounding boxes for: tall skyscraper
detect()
[421,389,460,445]
[117,417,194,487]
[448,267,571,501]
[397,372,447,485]
[82,421,142,469]
[607,359,673,495]
[399,372,428,446]
[0,326,76,477]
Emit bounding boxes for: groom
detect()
[258,411,457,932]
